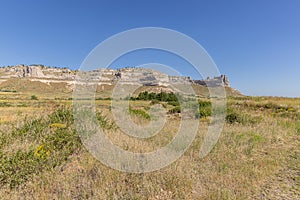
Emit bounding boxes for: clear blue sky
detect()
[0,0,299,97]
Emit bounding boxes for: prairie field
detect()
[1,0,299,199]
[0,93,299,199]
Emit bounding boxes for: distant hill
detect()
[0,65,242,99]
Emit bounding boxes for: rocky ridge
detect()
[0,65,230,87]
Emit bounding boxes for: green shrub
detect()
[12,118,46,138]
[133,91,179,102]
[225,109,261,125]
[0,149,38,188]
[96,97,112,100]
[168,101,180,107]
[0,108,82,188]
[49,107,73,125]
[129,107,151,120]
[226,112,242,124]
[168,106,181,114]
[31,95,38,100]
[198,100,211,108]
[261,102,279,109]
[196,107,211,119]
[195,100,212,119]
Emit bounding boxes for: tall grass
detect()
[0,97,299,199]
[0,107,116,189]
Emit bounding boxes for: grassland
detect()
[0,93,299,199]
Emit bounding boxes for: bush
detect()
[96,97,112,100]
[168,106,181,114]
[226,112,242,124]
[129,107,151,120]
[198,100,211,108]
[195,100,212,119]
[0,107,85,188]
[196,107,212,119]
[133,91,179,102]
[225,109,261,125]
[168,101,180,107]
[49,107,73,125]
[12,118,46,138]
[31,95,38,100]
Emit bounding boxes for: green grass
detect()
[129,107,151,120]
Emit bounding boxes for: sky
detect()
[0,0,299,97]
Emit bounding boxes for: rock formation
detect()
[0,65,230,87]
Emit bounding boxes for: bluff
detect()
[0,65,230,87]
[0,65,241,98]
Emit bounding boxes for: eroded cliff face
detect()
[0,65,230,87]
[0,65,75,79]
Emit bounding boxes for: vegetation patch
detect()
[131,91,180,103]
[0,102,12,107]
[96,111,117,129]
[168,106,181,114]
[226,108,261,125]
[129,107,151,120]
[0,107,117,189]
[0,94,298,199]
[296,122,300,135]
[239,101,299,119]
[195,100,212,119]
[0,89,16,93]
[31,95,38,100]
[248,132,263,144]
[0,108,80,188]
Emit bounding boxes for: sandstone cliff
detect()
[0,65,230,87]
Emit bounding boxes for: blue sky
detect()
[0,0,299,97]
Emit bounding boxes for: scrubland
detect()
[0,93,299,199]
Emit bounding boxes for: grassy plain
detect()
[0,92,299,199]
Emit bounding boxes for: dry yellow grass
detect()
[0,96,299,199]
